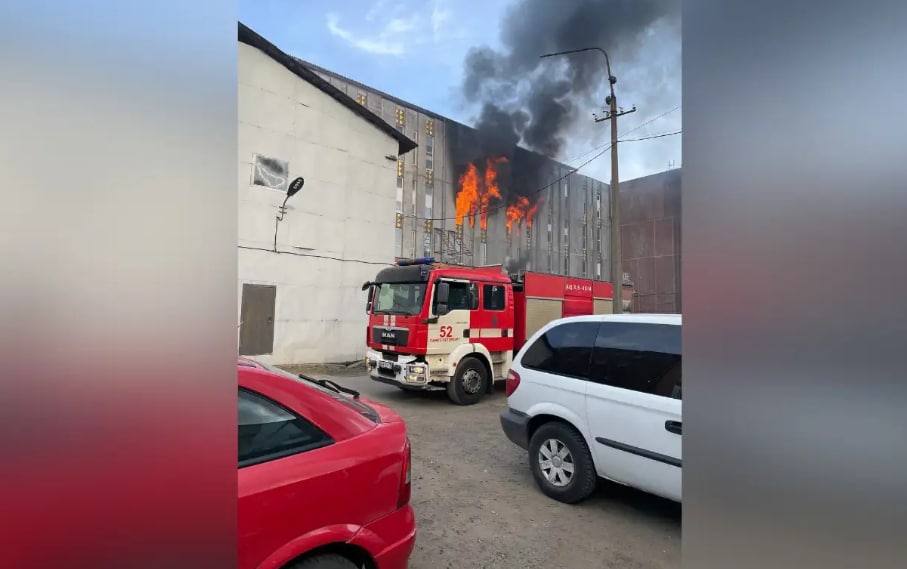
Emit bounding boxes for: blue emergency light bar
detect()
[395,257,436,267]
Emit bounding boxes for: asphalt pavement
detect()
[285,364,681,569]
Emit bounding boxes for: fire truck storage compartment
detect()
[523,298,563,348]
[512,284,527,351]
[517,272,567,351]
[512,272,616,352]
[592,280,615,315]
[562,278,594,319]
[593,298,613,314]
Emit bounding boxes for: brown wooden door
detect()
[239,284,276,356]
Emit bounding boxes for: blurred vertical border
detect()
[684,1,907,568]
[0,2,237,568]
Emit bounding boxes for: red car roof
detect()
[237,356,263,368]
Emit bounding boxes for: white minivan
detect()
[500,313,681,504]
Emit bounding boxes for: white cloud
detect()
[325,2,467,56]
[326,12,417,56]
[431,0,452,42]
[385,17,417,35]
[429,0,469,44]
[365,0,389,22]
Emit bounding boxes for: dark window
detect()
[521,322,599,379]
[657,361,682,400]
[238,388,332,467]
[373,282,427,316]
[252,154,290,192]
[588,323,682,398]
[441,281,478,311]
[483,284,506,311]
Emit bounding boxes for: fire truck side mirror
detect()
[435,281,450,316]
[436,282,450,304]
[363,282,375,314]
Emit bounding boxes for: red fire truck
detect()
[362,257,619,405]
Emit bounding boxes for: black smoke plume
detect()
[462,0,680,160]
[504,249,532,275]
[449,119,549,207]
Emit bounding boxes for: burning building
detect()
[300,57,612,278]
[298,59,678,304]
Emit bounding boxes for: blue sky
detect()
[238,0,682,182]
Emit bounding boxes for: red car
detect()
[238,358,416,569]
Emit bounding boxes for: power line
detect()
[563,105,681,165]
[623,105,681,136]
[238,245,393,266]
[619,129,682,142]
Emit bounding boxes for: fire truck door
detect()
[427,280,476,354]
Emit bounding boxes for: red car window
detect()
[238,387,333,468]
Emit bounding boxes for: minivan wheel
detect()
[446,357,488,405]
[292,553,358,569]
[528,422,597,504]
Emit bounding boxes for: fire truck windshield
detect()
[372,282,427,316]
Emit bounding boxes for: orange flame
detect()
[455,163,480,228]
[455,156,509,230]
[480,157,505,229]
[505,195,542,233]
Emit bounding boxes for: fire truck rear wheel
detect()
[447,357,488,406]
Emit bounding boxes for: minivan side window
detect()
[588,323,681,398]
[238,388,333,467]
[520,322,599,379]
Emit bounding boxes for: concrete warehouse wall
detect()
[620,168,682,314]
[238,42,401,364]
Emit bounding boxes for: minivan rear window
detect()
[521,321,600,379]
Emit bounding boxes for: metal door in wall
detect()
[239,284,276,356]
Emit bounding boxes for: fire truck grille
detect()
[373,327,409,347]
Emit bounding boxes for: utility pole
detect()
[540,47,635,313]
[597,88,636,314]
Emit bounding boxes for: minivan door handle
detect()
[665,420,682,435]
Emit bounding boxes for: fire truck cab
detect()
[363,258,516,405]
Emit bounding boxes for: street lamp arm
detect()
[540,47,612,80]
[540,45,624,313]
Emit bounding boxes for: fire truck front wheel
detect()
[447,357,489,406]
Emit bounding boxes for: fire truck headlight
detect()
[409,365,426,374]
